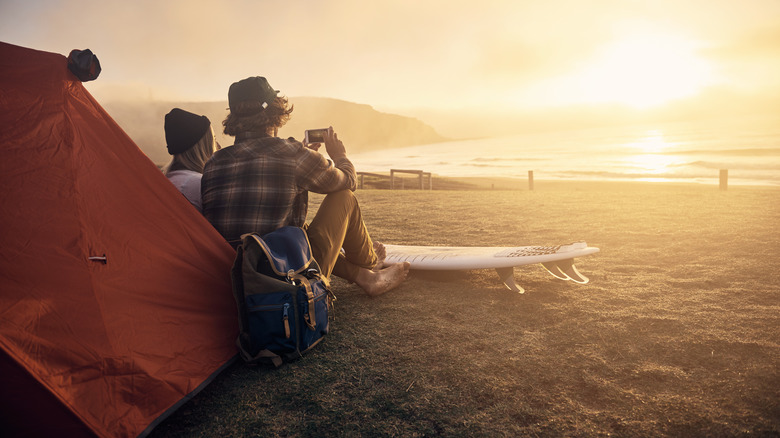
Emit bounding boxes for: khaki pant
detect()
[305,190,378,283]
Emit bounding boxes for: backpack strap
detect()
[292,274,317,330]
[236,338,283,367]
[246,228,314,277]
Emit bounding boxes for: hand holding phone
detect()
[304,127,346,159]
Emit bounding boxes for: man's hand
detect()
[323,126,347,160]
[303,131,322,151]
[304,141,322,152]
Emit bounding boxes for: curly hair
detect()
[222,96,294,136]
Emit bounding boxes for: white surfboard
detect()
[384,241,599,293]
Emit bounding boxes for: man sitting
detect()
[201,76,409,296]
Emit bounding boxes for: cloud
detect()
[3,0,780,113]
[704,26,780,61]
[699,25,780,92]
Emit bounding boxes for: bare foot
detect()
[372,241,387,271]
[356,262,411,296]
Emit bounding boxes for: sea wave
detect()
[663,148,780,156]
[352,119,780,186]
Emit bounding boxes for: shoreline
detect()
[357,173,780,191]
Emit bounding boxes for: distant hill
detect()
[277,97,447,152]
[101,97,447,165]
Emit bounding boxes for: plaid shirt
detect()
[201,135,356,243]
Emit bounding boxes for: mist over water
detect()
[351,115,780,186]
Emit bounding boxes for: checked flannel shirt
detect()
[201,134,356,243]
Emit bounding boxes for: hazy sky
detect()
[2,0,780,115]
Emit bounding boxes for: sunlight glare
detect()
[626,130,674,153]
[575,32,714,108]
[625,154,680,175]
[622,130,682,177]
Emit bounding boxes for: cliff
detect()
[101,97,447,165]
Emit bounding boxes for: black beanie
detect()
[164,108,211,155]
[228,76,279,113]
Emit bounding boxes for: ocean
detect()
[350,114,780,187]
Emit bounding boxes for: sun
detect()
[574,31,715,109]
[516,28,717,110]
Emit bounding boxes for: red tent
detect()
[0,42,238,437]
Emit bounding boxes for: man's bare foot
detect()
[372,241,387,271]
[356,261,411,296]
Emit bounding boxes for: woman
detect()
[162,108,219,212]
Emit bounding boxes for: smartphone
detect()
[304,128,328,144]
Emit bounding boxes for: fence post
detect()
[719,169,728,191]
[528,170,534,191]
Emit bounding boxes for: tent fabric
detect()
[0,42,239,438]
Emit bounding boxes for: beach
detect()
[350,115,780,188]
[151,180,779,437]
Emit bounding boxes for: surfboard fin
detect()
[496,267,524,294]
[542,262,571,280]
[555,259,589,284]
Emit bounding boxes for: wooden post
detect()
[358,173,364,189]
[719,169,728,191]
[391,169,429,190]
[422,172,432,190]
[528,170,534,191]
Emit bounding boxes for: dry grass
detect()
[150,181,780,437]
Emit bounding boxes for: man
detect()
[202,76,409,296]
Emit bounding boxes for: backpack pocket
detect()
[245,292,296,355]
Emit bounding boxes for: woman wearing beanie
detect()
[163,108,220,212]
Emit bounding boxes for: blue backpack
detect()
[231,227,334,367]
